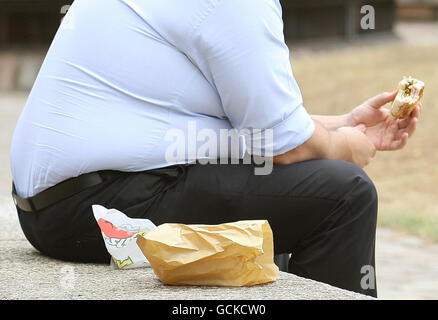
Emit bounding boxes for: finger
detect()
[365,90,398,109]
[400,117,418,138]
[390,132,409,150]
[397,117,410,129]
[397,106,420,129]
[411,104,421,118]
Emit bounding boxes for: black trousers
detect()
[16,159,378,297]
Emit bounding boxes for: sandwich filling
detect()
[399,76,424,103]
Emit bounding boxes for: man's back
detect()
[11,0,310,198]
[11,0,230,198]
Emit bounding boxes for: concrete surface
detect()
[375,228,438,299]
[0,243,369,300]
[0,194,370,300]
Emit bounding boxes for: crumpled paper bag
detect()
[92,205,156,269]
[136,220,279,286]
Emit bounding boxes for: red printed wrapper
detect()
[92,205,156,269]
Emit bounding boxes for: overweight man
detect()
[10,0,420,297]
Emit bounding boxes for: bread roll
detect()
[391,76,424,119]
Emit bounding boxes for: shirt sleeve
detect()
[186,0,315,156]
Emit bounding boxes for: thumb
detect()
[365,90,398,109]
[355,124,367,133]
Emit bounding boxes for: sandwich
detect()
[391,76,425,119]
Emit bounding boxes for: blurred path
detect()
[1,91,438,299]
[376,228,438,299]
[395,21,438,45]
[0,92,23,194]
[291,21,438,59]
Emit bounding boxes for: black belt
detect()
[12,172,104,212]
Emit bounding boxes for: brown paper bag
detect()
[136,220,279,286]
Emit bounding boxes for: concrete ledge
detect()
[0,240,371,300]
[0,196,371,300]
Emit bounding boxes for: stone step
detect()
[0,240,371,300]
[0,196,371,300]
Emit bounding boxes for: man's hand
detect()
[347,91,420,151]
[336,125,376,167]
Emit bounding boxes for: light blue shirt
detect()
[11,0,315,198]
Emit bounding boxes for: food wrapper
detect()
[137,220,279,286]
[92,205,156,269]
